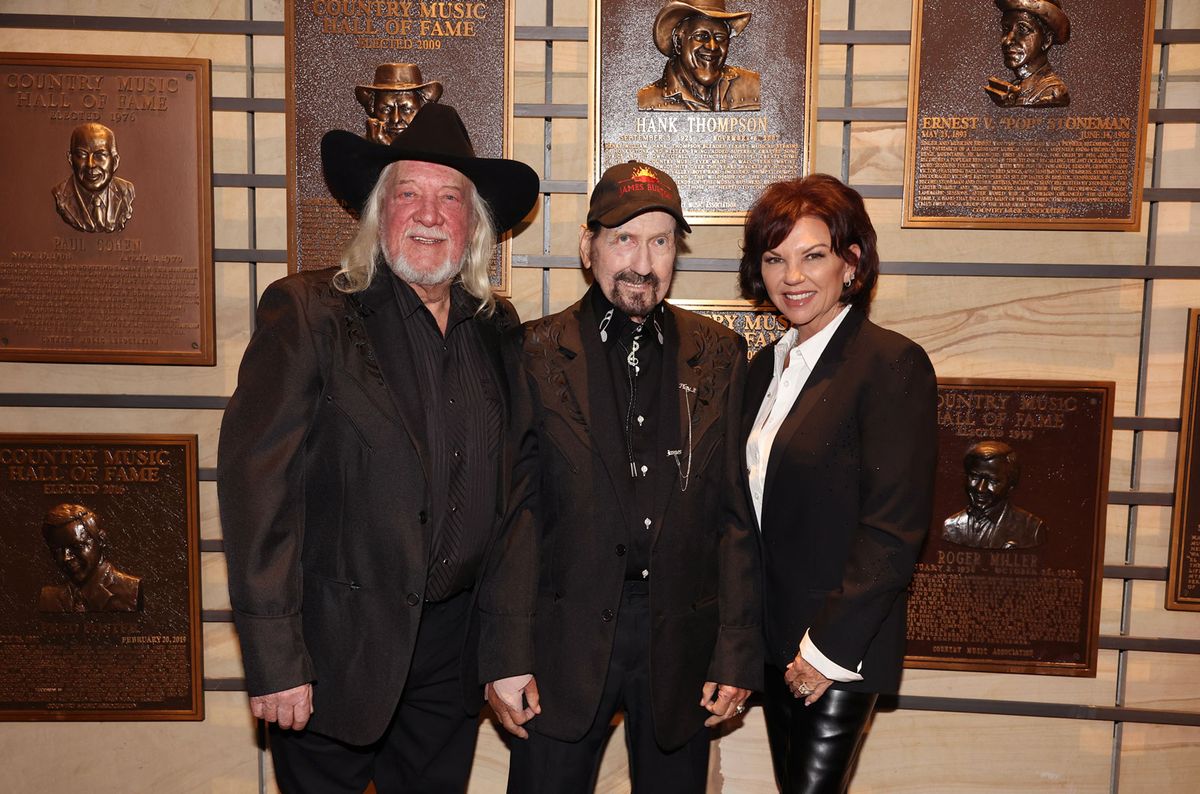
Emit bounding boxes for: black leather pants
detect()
[762,665,878,794]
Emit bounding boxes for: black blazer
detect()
[478,297,763,750]
[742,308,937,695]
[218,269,515,745]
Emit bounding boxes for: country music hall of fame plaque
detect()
[287,1,516,293]
[905,379,1114,676]
[595,0,817,224]
[0,435,202,720]
[902,0,1154,231]
[669,299,788,359]
[1167,309,1200,611]
[0,53,214,364]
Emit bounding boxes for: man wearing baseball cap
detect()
[478,161,762,792]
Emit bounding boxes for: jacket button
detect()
[601,609,614,622]
[406,593,420,606]
[418,511,428,524]
[615,544,626,557]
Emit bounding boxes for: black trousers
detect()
[506,582,711,794]
[761,664,878,794]
[269,591,478,794]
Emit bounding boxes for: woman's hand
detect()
[784,653,833,706]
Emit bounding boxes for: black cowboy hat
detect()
[321,103,540,234]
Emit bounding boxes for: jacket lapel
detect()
[761,309,864,516]
[742,343,777,531]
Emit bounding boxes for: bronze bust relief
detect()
[942,440,1048,550]
[984,0,1071,108]
[38,504,142,613]
[355,63,444,144]
[638,0,761,112]
[51,123,135,234]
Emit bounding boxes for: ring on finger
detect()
[796,682,815,696]
[735,704,746,715]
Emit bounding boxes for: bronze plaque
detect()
[669,299,787,358]
[286,1,515,294]
[1167,309,1200,611]
[905,379,1113,676]
[902,0,1154,231]
[595,0,817,224]
[0,435,202,720]
[0,53,214,365]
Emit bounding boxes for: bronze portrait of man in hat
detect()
[984,0,1071,108]
[637,0,761,112]
[356,63,444,144]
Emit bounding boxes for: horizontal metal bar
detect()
[0,13,282,35]
[1157,29,1200,44]
[1100,635,1200,654]
[512,254,579,268]
[212,97,285,114]
[215,248,289,263]
[1146,188,1200,202]
[1108,491,1173,506]
[200,467,216,481]
[539,179,587,194]
[890,695,1200,727]
[213,173,286,189]
[202,610,234,623]
[819,30,911,46]
[1151,109,1200,124]
[515,25,587,42]
[515,103,587,119]
[200,539,224,554]
[0,394,228,409]
[1102,565,1168,581]
[203,678,246,692]
[817,107,906,122]
[1113,416,1180,432]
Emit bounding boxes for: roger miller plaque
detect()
[1167,309,1200,611]
[286,0,517,293]
[902,0,1154,231]
[905,379,1113,676]
[0,435,203,721]
[0,53,214,365]
[595,0,817,224]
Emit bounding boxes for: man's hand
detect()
[250,683,313,730]
[784,654,833,707]
[485,674,540,739]
[700,681,751,727]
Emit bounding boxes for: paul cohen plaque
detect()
[287,0,517,294]
[905,379,1114,676]
[0,435,202,720]
[0,53,214,364]
[1167,309,1200,611]
[595,0,816,224]
[669,299,787,359]
[902,0,1154,231]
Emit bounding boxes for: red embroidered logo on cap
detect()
[618,166,673,199]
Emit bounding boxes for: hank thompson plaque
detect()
[595,0,817,223]
[0,53,214,364]
[287,0,516,293]
[0,435,202,720]
[905,379,1113,676]
[1167,309,1200,611]
[902,0,1154,231]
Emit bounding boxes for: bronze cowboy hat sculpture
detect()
[321,103,540,235]
[354,63,444,111]
[994,0,1070,43]
[651,0,752,56]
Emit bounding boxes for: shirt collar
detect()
[390,269,474,329]
[587,282,664,350]
[659,60,738,110]
[772,304,852,377]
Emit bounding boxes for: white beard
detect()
[382,236,465,286]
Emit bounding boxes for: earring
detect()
[843,275,854,287]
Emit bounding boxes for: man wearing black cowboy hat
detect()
[218,103,538,792]
[478,161,762,792]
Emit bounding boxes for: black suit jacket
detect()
[479,298,763,750]
[743,309,936,695]
[218,268,515,745]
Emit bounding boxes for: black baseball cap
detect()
[586,161,691,232]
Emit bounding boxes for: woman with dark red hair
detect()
[739,174,938,792]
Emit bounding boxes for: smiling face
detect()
[69,123,119,194]
[760,215,857,343]
[1000,10,1050,73]
[45,521,103,586]
[965,457,1016,516]
[674,15,731,88]
[581,210,678,323]
[378,160,472,286]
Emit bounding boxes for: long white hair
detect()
[332,161,498,315]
